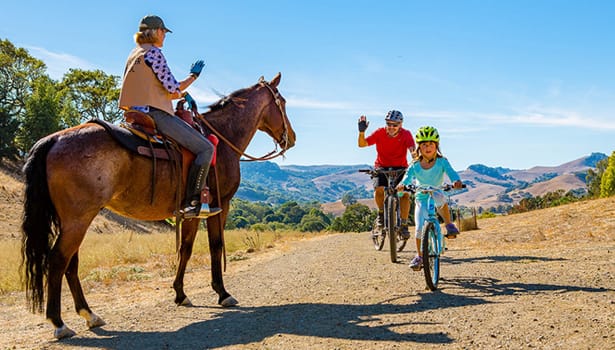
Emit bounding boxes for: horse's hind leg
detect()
[65,252,106,329]
[46,244,77,338]
[45,222,95,339]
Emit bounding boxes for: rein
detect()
[193,77,290,161]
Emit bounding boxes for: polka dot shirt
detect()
[144,46,181,94]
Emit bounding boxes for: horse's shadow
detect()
[56,278,609,349]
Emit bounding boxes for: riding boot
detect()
[182,162,222,219]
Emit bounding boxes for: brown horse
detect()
[21,73,296,339]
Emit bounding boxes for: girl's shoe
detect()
[445,223,459,238]
[410,255,423,271]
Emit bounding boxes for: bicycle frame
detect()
[359,168,408,262]
[410,184,461,290]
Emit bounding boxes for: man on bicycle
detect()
[358,110,416,238]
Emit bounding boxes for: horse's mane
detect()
[207,85,253,112]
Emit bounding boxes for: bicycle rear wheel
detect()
[422,222,440,291]
[371,218,385,251]
[386,196,398,262]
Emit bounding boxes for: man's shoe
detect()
[376,212,384,228]
[410,255,423,271]
[445,223,459,239]
[400,225,411,240]
[182,203,222,219]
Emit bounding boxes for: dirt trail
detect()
[1,198,614,349]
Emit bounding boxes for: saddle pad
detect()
[87,119,176,160]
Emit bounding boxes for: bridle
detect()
[194,77,291,161]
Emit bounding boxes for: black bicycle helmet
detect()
[385,110,403,123]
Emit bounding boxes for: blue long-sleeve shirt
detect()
[400,157,460,201]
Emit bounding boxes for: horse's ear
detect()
[270,72,281,88]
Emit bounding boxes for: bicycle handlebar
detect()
[403,183,467,193]
[358,168,407,177]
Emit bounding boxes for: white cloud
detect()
[25,46,96,80]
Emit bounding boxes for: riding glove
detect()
[358,119,369,132]
[190,60,205,77]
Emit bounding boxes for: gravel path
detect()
[2,219,614,350]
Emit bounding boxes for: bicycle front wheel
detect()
[422,222,440,291]
[386,196,398,263]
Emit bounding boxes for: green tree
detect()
[59,68,121,125]
[341,192,357,206]
[16,76,62,154]
[330,203,375,232]
[0,109,19,160]
[275,201,307,225]
[298,208,332,232]
[600,151,615,198]
[586,157,608,198]
[0,39,47,160]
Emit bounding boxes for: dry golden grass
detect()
[0,226,325,294]
[465,196,615,249]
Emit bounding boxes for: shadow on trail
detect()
[57,297,482,349]
[439,275,611,297]
[52,254,610,349]
[443,254,566,265]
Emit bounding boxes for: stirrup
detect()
[181,203,222,219]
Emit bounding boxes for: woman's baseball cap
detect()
[139,15,172,33]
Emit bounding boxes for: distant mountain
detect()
[237,153,608,210]
[237,162,372,204]
[456,152,607,209]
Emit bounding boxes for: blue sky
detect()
[2,1,614,170]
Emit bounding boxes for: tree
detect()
[0,39,47,160]
[275,201,307,225]
[298,208,332,232]
[586,157,609,198]
[600,151,615,198]
[330,203,375,232]
[341,192,357,207]
[0,109,19,160]
[16,76,62,154]
[58,68,122,125]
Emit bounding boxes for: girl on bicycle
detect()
[396,126,463,271]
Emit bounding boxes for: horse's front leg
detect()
[173,219,200,306]
[65,252,106,330]
[206,214,237,307]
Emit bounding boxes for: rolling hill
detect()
[237,152,607,210]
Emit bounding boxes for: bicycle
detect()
[405,183,465,290]
[359,168,413,263]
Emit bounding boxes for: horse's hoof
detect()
[79,309,106,329]
[86,313,106,328]
[179,296,193,306]
[220,296,238,307]
[54,324,76,339]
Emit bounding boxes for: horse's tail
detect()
[21,135,60,313]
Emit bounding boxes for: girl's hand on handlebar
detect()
[452,180,464,189]
[396,184,405,192]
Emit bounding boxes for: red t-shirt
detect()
[365,127,415,168]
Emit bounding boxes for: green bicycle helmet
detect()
[415,126,440,143]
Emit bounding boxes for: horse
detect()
[21,73,296,339]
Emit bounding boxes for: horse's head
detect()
[256,73,296,152]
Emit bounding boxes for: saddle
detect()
[88,105,218,208]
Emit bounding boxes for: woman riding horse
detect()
[119,15,220,219]
[21,72,295,339]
